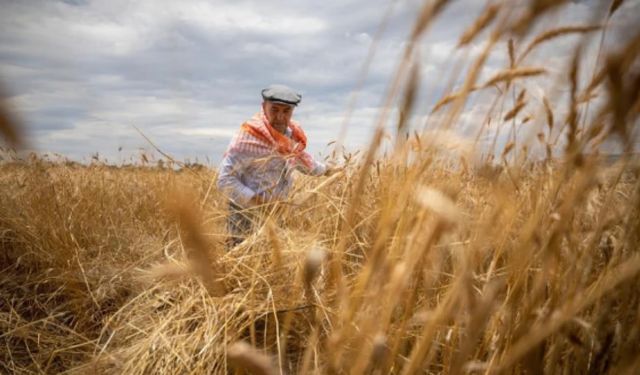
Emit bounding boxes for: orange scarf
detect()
[240,111,313,169]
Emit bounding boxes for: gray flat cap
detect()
[261,84,302,106]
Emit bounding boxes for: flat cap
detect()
[261,84,302,106]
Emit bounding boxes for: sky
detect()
[1,0,638,165]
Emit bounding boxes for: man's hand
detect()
[250,193,268,206]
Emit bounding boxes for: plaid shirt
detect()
[217,116,326,207]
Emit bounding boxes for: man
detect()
[217,84,336,247]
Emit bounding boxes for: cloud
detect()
[0,0,637,163]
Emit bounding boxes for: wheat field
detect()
[1,0,640,374]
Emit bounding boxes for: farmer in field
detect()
[217,84,337,247]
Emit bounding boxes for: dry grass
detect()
[2,0,640,374]
[1,149,638,374]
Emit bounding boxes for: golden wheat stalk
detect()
[458,3,500,47]
[482,67,547,88]
[302,246,326,291]
[542,96,555,131]
[609,0,626,16]
[431,86,482,113]
[502,141,515,158]
[518,25,601,62]
[510,0,570,36]
[433,67,543,114]
[170,196,226,297]
[504,100,527,121]
[264,219,282,269]
[493,254,640,373]
[397,59,420,140]
[508,38,516,68]
[0,86,23,149]
[411,0,451,40]
[227,341,277,375]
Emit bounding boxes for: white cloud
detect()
[174,2,326,35]
[1,0,637,162]
[69,22,143,56]
[178,128,236,138]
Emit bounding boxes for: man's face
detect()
[263,101,294,132]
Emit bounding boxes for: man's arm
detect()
[294,151,328,176]
[216,151,261,207]
[294,152,342,177]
